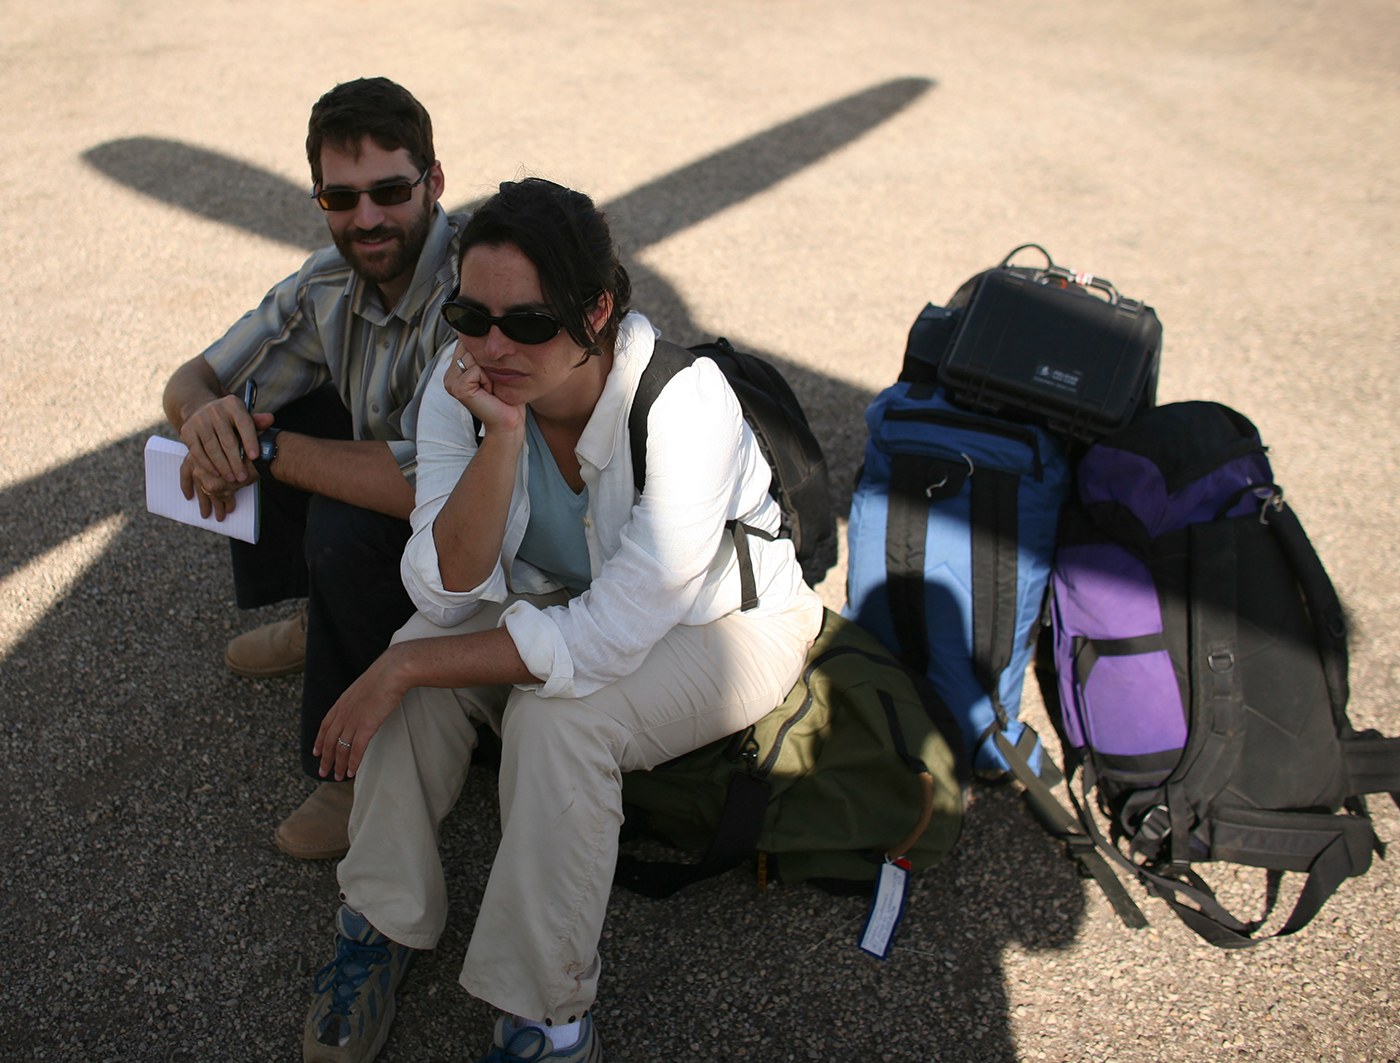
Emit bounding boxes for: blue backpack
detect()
[843,377,1071,779]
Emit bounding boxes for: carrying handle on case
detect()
[998,244,1126,307]
[999,243,1057,269]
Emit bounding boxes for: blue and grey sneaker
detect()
[302,906,418,1063]
[479,1013,602,1062]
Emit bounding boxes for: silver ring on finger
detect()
[455,357,467,372]
[337,738,352,749]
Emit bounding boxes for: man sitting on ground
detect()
[162,77,465,860]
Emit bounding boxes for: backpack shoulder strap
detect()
[1163,517,1245,865]
[1269,499,1349,720]
[993,729,1149,930]
[883,450,1020,727]
[1265,498,1400,806]
[883,453,972,674]
[628,338,769,611]
[969,467,1021,725]
[628,339,695,495]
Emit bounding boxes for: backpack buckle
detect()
[1129,804,1172,859]
[1256,485,1284,524]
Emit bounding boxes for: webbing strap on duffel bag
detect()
[615,769,771,899]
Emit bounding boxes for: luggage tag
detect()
[858,856,912,960]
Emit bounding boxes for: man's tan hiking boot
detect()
[275,780,354,860]
[225,603,308,678]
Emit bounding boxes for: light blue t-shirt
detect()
[516,410,592,593]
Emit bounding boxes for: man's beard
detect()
[332,203,433,287]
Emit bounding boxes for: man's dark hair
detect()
[459,179,632,358]
[306,78,434,186]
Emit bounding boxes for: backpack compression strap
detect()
[1025,626,1151,930]
[969,469,1022,725]
[1343,732,1400,809]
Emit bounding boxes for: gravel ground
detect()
[3,1,1398,1060]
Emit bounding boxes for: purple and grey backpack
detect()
[1019,401,1400,946]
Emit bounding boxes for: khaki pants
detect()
[337,589,823,1024]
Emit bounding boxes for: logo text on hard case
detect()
[1032,363,1083,394]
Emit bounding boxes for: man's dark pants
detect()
[228,386,417,780]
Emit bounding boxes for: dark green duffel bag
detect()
[617,609,969,896]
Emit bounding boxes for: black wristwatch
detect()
[254,427,281,476]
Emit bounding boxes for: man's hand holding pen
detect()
[178,378,275,520]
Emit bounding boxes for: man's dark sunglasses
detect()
[440,292,564,345]
[311,166,433,212]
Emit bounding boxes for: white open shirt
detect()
[401,312,816,700]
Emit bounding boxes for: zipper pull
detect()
[740,732,760,773]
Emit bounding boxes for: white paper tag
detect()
[858,858,910,960]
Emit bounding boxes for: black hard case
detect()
[924,248,1162,443]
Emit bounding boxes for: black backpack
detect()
[1019,402,1400,946]
[629,338,838,590]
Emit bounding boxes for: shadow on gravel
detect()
[0,76,1086,1060]
[0,427,328,1060]
[83,77,931,260]
[82,78,932,517]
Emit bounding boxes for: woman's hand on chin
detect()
[312,645,412,781]
[445,340,526,435]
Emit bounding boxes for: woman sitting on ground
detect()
[301,177,824,1063]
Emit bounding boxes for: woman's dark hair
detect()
[306,78,435,187]
[459,178,632,358]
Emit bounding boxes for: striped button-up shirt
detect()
[201,206,465,483]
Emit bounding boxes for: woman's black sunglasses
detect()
[311,166,433,212]
[440,292,564,345]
